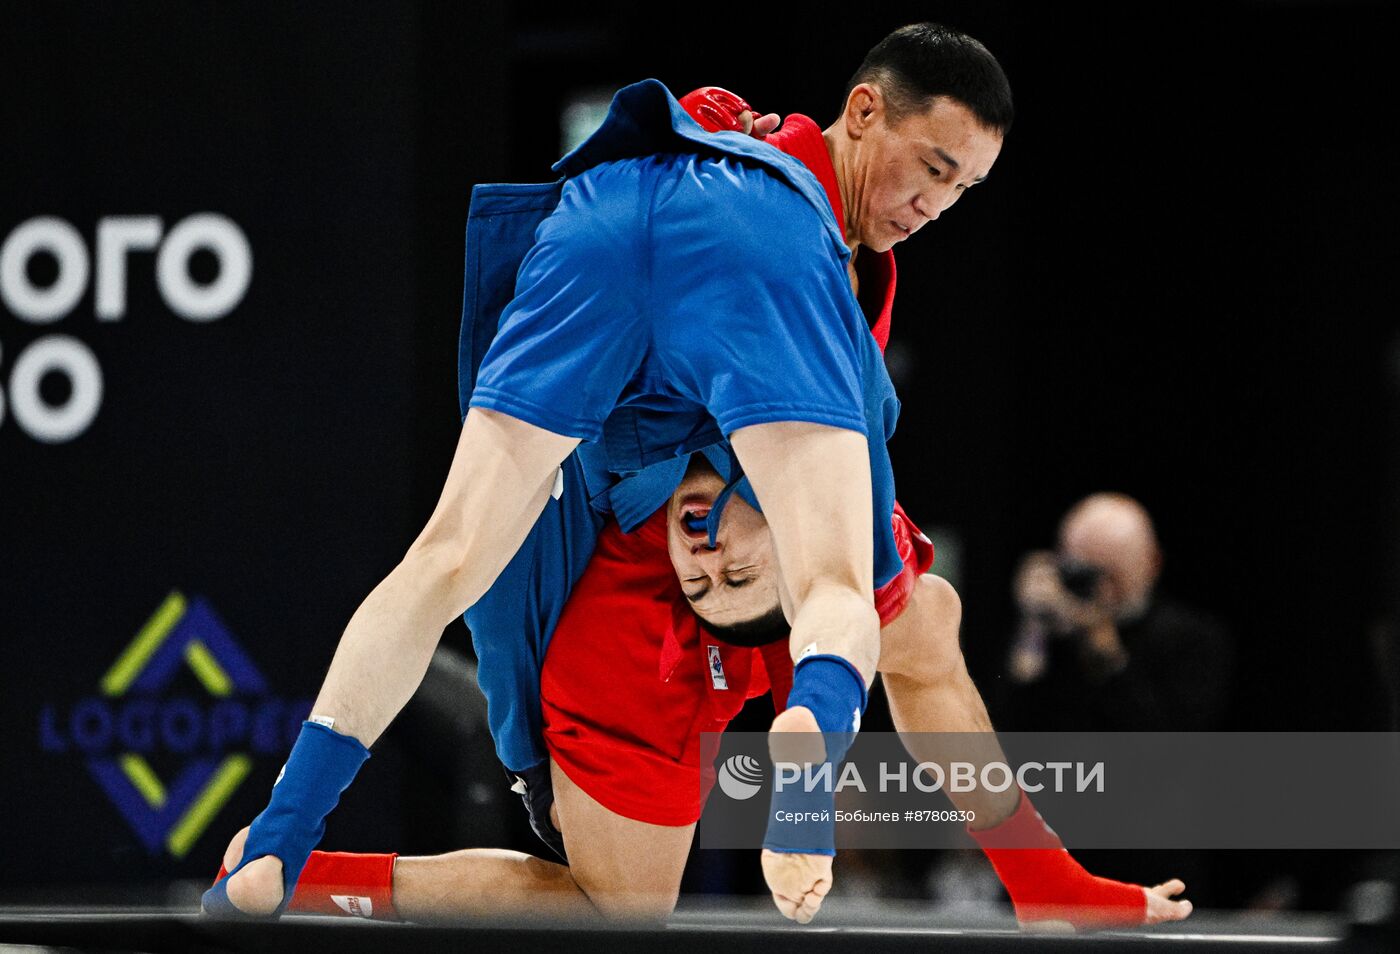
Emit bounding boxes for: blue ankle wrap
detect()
[202,721,370,919]
[763,654,867,856]
[788,654,867,743]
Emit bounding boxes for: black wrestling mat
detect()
[0,903,1376,954]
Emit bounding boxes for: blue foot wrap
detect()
[763,654,868,856]
[202,721,370,919]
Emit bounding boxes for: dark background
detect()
[2,0,1396,914]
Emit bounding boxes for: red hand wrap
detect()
[970,793,1147,929]
[679,87,755,133]
[214,849,399,921]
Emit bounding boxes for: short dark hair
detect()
[699,604,790,648]
[844,22,1014,134]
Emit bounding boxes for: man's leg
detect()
[877,573,1191,928]
[218,409,579,916]
[218,825,588,922]
[877,573,1019,826]
[729,423,879,921]
[397,763,695,923]
[217,756,693,923]
[391,838,588,923]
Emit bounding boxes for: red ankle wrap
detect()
[969,793,1145,929]
[214,850,399,921]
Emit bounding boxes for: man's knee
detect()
[880,573,965,682]
[566,838,683,921]
[571,876,679,922]
[923,572,963,629]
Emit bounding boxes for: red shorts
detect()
[540,502,932,826]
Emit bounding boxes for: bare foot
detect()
[1144,879,1193,924]
[1021,879,1193,933]
[761,848,832,924]
[218,826,285,915]
[763,705,834,924]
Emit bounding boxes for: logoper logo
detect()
[39,591,307,858]
[717,754,765,801]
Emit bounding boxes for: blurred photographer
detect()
[1004,492,1233,732]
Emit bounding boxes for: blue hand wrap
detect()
[763,654,867,856]
[202,721,370,919]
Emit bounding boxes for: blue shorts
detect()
[469,152,871,457]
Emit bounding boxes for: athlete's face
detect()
[666,459,782,628]
[841,87,1003,253]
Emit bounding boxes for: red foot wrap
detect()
[214,849,399,921]
[970,793,1146,929]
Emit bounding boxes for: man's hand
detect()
[679,87,779,140]
[738,110,781,138]
[761,849,832,924]
[1013,551,1113,634]
[1013,551,1063,619]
